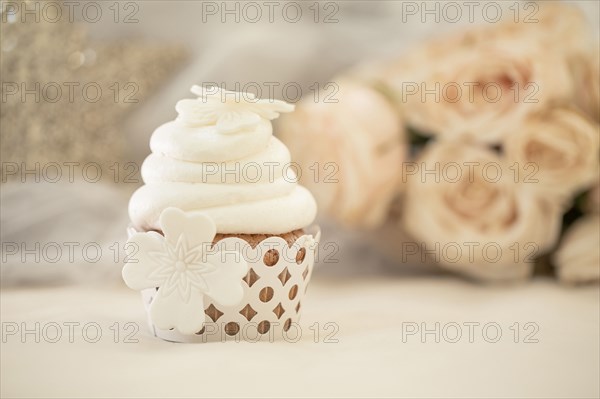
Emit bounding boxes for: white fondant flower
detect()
[175,85,294,133]
[122,208,248,334]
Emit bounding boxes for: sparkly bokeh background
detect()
[0,0,187,179]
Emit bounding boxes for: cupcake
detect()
[123,86,319,342]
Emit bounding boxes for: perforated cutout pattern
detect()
[142,231,318,343]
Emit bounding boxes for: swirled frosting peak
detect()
[129,86,317,234]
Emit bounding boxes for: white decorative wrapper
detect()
[127,225,320,343]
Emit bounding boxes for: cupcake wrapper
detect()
[129,226,320,343]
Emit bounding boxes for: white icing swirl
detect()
[129,87,317,234]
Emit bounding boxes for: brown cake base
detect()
[142,229,306,266]
[213,229,305,248]
[145,229,305,248]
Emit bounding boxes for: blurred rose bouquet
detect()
[279,2,599,284]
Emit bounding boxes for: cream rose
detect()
[503,107,600,204]
[571,51,600,122]
[277,79,406,228]
[402,141,562,282]
[520,2,595,62]
[381,18,573,144]
[554,215,600,285]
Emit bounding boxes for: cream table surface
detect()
[2,269,599,399]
